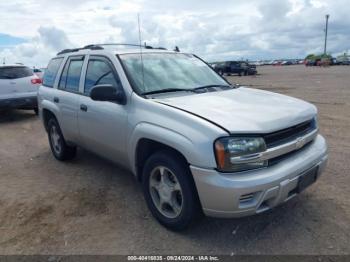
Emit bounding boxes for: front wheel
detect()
[47,118,77,161]
[142,151,202,230]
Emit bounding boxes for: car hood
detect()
[155,87,317,134]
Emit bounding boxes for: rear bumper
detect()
[191,135,328,218]
[0,96,37,109]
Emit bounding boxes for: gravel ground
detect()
[0,65,349,255]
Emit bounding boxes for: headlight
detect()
[214,137,267,172]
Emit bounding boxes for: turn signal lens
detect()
[215,140,226,169]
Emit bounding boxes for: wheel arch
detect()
[134,138,189,182]
[42,108,58,132]
[129,123,195,181]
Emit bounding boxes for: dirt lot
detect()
[0,65,349,255]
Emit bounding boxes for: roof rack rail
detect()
[56,43,167,55]
[95,43,167,50]
[56,45,103,55]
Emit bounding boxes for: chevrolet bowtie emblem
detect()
[295,137,306,149]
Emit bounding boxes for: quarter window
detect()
[43,58,63,87]
[84,58,121,95]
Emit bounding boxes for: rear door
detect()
[56,55,85,143]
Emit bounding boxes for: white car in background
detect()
[0,65,42,114]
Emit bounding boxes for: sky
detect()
[0,0,349,67]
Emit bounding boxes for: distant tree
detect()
[305,53,332,61]
[305,54,317,60]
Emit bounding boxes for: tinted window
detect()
[0,66,33,80]
[43,58,63,87]
[84,59,120,94]
[59,56,84,92]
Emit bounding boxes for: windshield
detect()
[119,53,228,95]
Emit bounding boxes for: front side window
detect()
[43,58,63,87]
[84,58,121,95]
[119,53,227,95]
[59,56,84,92]
[0,66,33,80]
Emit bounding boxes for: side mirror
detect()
[90,84,126,104]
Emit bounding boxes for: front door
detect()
[78,56,128,165]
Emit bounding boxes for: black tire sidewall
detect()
[142,151,200,230]
[48,118,65,160]
[47,118,76,161]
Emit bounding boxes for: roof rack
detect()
[94,43,167,50]
[56,43,167,55]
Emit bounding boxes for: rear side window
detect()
[43,58,63,87]
[59,56,84,92]
[0,66,33,79]
[84,58,121,94]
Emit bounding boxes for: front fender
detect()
[128,122,197,175]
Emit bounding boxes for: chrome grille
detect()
[263,119,316,148]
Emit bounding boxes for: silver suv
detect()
[38,44,328,230]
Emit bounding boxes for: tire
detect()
[34,108,38,115]
[142,150,202,230]
[218,69,223,76]
[47,118,77,161]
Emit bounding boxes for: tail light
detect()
[31,78,42,84]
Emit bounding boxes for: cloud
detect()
[0,0,349,66]
[0,26,72,67]
[38,26,73,51]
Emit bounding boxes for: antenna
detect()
[138,13,145,92]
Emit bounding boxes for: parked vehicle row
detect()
[37,44,328,230]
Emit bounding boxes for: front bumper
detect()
[0,96,37,109]
[191,134,328,218]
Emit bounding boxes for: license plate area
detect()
[297,166,318,193]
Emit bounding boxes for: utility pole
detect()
[324,14,330,55]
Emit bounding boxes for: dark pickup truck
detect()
[213,61,257,76]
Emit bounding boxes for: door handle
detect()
[80,104,88,112]
[53,97,59,103]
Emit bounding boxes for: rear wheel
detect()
[142,151,202,230]
[47,118,76,161]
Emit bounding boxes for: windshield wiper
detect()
[191,84,233,92]
[141,84,234,96]
[141,88,191,96]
